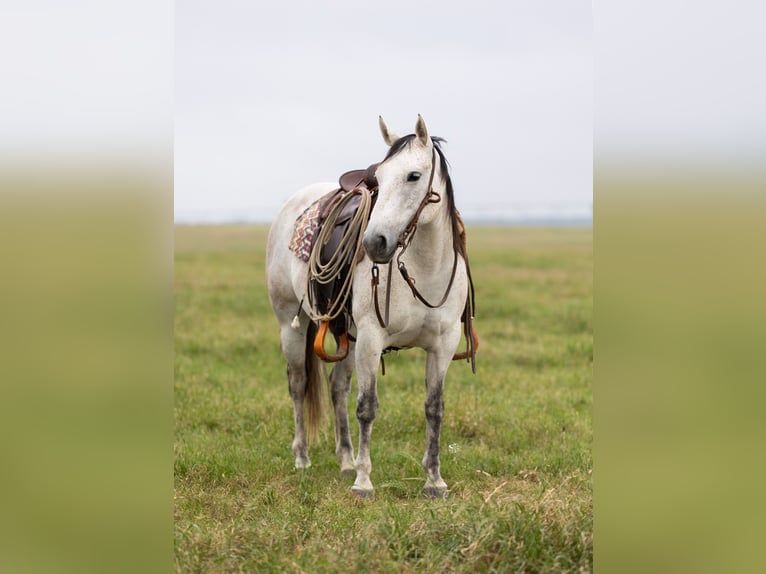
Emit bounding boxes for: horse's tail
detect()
[304,319,325,441]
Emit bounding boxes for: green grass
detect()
[175,225,592,573]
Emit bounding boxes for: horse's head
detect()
[363,115,443,263]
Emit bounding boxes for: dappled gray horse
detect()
[266,115,475,497]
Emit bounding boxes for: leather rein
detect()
[370,147,458,327]
[369,146,477,373]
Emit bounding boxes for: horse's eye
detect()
[407,171,421,182]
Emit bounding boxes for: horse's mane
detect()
[382,135,466,259]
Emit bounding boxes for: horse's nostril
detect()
[363,232,387,254]
[363,231,394,263]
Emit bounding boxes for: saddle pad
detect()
[288,198,322,263]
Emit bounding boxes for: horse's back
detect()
[266,183,338,320]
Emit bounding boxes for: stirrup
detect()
[453,326,479,361]
[313,321,350,362]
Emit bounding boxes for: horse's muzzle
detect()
[362,231,396,263]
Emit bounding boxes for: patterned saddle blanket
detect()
[288,199,322,263]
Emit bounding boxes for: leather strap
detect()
[369,143,478,370]
[371,260,393,328]
[397,247,458,309]
[372,146,455,320]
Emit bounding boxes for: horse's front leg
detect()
[422,348,454,498]
[351,332,382,497]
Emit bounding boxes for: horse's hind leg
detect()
[329,356,356,476]
[281,324,312,469]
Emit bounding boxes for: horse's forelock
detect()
[382,134,447,162]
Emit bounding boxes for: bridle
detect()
[371,147,453,321]
[369,144,477,371]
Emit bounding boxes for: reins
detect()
[371,147,457,325]
[369,145,478,372]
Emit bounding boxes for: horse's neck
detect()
[406,183,454,274]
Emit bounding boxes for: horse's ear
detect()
[415,114,429,146]
[378,116,399,146]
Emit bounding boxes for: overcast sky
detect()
[3,1,762,212]
[175,1,593,223]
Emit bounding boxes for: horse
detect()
[266,115,475,498]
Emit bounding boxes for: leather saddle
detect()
[338,163,379,194]
[309,163,379,339]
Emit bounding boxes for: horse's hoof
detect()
[340,467,356,478]
[294,458,311,470]
[423,485,449,499]
[351,486,374,499]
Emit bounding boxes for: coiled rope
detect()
[305,188,373,322]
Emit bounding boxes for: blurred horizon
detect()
[174,198,593,226]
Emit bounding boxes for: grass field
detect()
[174,225,592,573]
